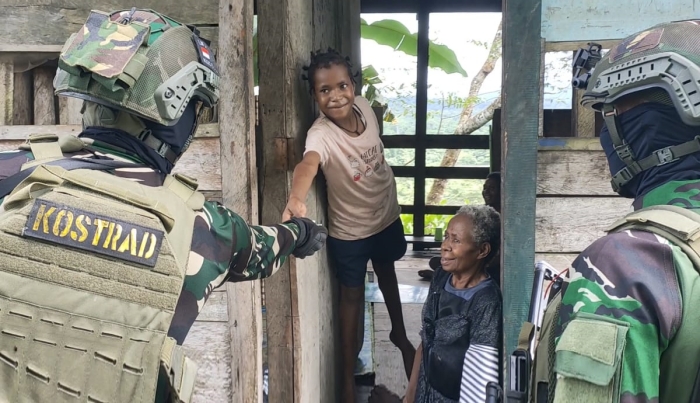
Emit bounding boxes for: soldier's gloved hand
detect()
[287,217,328,259]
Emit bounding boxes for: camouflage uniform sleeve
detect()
[555,230,682,402]
[186,200,299,289]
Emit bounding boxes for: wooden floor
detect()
[356,253,434,402]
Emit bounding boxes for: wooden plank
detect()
[537,149,616,196]
[181,321,233,403]
[0,63,12,125]
[196,290,229,322]
[12,70,33,125]
[536,197,632,253]
[218,0,262,401]
[538,137,602,151]
[545,40,617,52]
[258,0,307,398]
[0,135,222,191]
[32,66,55,125]
[0,123,219,140]
[0,2,219,46]
[259,0,349,400]
[58,97,83,125]
[0,27,217,69]
[501,0,542,375]
[541,0,699,42]
[173,138,222,192]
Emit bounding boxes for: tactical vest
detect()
[0,134,204,403]
[422,268,472,400]
[526,204,700,403]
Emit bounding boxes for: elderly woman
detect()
[404,205,502,403]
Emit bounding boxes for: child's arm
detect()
[282,151,321,221]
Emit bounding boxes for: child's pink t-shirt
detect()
[304,96,401,240]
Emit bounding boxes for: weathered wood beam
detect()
[218,0,263,401]
[0,136,222,191]
[544,40,617,52]
[0,123,219,140]
[536,197,632,253]
[537,136,601,151]
[58,97,83,125]
[1,2,219,46]
[12,70,33,125]
[537,149,615,196]
[258,0,310,399]
[32,66,55,125]
[259,0,351,400]
[0,62,13,125]
[501,0,542,376]
[541,0,699,42]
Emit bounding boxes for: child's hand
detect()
[283,195,307,221]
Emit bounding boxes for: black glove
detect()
[287,217,328,259]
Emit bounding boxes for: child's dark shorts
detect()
[327,218,407,288]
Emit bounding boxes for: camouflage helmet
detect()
[581,20,700,126]
[54,8,219,127]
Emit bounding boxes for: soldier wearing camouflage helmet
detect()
[0,8,327,403]
[512,20,700,403]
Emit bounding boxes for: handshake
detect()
[285,217,328,259]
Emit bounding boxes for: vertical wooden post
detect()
[259,0,353,400]
[501,0,542,387]
[33,66,56,125]
[218,0,262,402]
[258,0,312,400]
[0,63,13,125]
[58,96,84,125]
[13,70,33,126]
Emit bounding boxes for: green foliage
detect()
[361,65,395,122]
[360,19,468,77]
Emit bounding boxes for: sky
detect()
[360,12,574,108]
[360,12,504,100]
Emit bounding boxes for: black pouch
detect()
[424,314,470,400]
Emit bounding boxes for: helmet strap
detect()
[604,103,700,193]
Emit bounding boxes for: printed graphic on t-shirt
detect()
[348,143,385,182]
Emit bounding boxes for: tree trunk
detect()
[426,20,503,205]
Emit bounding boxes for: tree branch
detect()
[455,20,502,133]
[455,96,501,134]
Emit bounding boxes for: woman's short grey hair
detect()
[455,205,501,258]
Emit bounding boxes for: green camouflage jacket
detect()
[555,180,700,402]
[0,139,300,345]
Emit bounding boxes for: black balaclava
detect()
[79,100,199,174]
[600,102,700,199]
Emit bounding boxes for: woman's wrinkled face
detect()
[440,215,490,274]
[312,64,355,122]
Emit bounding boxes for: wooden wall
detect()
[257,0,358,401]
[534,138,632,271]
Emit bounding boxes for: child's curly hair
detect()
[302,47,359,93]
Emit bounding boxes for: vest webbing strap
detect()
[518,322,535,352]
[161,337,197,403]
[0,158,139,201]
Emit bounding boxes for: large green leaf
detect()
[360,19,467,77]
